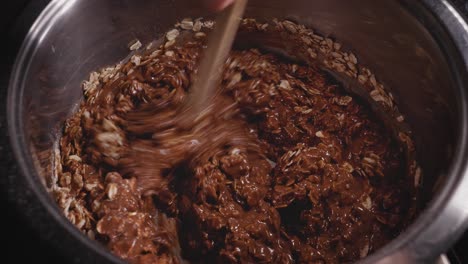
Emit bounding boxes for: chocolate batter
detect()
[57,19,416,264]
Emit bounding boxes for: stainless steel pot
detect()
[7,0,468,263]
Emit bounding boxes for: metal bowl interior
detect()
[7,0,468,263]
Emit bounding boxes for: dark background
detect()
[1,1,467,263]
[1,1,76,263]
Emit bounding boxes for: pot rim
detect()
[363,1,468,262]
[6,0,127,263]
[6,0,468,263]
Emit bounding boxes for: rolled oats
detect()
[54,17,419,264]
[129,39,142,51]
[166,29,180,41]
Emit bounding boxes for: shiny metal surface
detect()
[7,0,468,263]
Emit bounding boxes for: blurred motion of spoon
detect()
[179,0,248,125]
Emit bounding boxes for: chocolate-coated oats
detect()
[53,18,419,264]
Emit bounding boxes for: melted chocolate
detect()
[59,31,414,264]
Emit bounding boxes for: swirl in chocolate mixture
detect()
[56,19,417,264]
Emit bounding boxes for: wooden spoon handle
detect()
[186,0,248,118]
